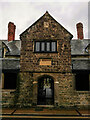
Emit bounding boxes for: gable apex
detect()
[20,11,73,39]
[45,10,49,14]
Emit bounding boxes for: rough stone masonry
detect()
[18,11,74,108]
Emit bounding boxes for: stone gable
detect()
[20,11,73,73]
[20,11,73,40]
[18,11,74,107]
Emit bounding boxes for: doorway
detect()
[37,76,54,105]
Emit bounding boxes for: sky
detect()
[0,0,89,40]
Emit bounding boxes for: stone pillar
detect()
[58,73,74,107]
[18,72,33,107]
[54,81,59,106]
[33,81,38,105]
[2,73,4,89]
[72,73,76,90]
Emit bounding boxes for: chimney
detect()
[76,22,84,40]
[8,22,16,42]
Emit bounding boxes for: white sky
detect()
[0,0,89,40]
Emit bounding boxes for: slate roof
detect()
[71,39,90,55]
[1,40,21,50]
[1,58,20,70]
[0,40,21,56]
[5,41,20,55]
[72,59,90,70]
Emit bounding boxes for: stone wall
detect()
[2,90,15,107]
[17,72,74,107]
[73,91,90,108]
[17,72,90,108]
[17,72,33,107]
[32,72,74,107]
[18,12,90,108]
[2,72,90,108]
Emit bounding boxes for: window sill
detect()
[2,89,16,92]
[33,52,58,53]
[74,90,90,93]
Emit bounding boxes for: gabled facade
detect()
[1,11,90,108]
[18,11,73,107]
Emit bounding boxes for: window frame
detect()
[34,41,57,53]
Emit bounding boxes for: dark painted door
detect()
[37,76,54,105]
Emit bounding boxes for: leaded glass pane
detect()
[51,42,56,51]
[41,42,45,51]
[46,42,50,51]
[36,42,40,51]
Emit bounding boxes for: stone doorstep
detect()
[2,109,78,115]
[79,110,90,115]
[37,105,54,108]
[2,109,90,116]
[2,109,15,114]
[1,115,90,119]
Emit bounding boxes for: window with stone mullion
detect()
[36,42,40,52]
[35,41,57,52]
[41,42,45,52]
[51,42,56,52]
[46,42,51,52]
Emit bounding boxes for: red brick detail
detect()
[8,22,16,42]
[76,22,84,40]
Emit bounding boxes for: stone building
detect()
[1,11,90,108]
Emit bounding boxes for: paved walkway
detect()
[1,108,90,119]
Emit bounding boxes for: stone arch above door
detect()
[32,73,59,106]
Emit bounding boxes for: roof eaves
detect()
[2,41,10,52]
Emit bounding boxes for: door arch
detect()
[37,75,54,105]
